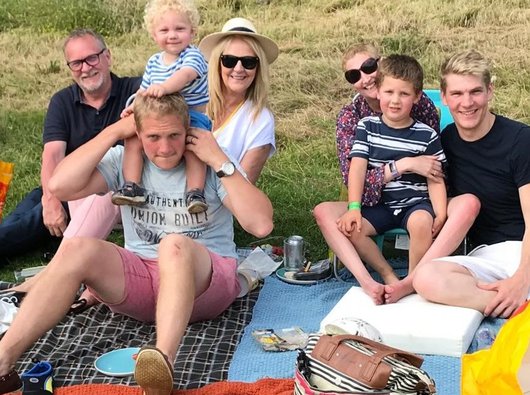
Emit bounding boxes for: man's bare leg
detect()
[0,237,125,376]
[134,234,216,395]
[413,260,493,311]
[154,234,213,362]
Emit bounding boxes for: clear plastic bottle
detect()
[476,327,496,350]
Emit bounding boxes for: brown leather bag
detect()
[297,334,436,394]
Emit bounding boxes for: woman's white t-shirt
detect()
[213,100,276,162]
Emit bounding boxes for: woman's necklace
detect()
[213,101,245,135]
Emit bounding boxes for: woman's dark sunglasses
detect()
[344,57,379,84]
[220,54,259,70]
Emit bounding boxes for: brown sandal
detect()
[0,370,22,394]
[134,346,173,395]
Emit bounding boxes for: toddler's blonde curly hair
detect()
[144,0,200,34]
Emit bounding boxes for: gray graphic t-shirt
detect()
[97,146,236,259]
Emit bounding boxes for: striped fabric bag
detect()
[294,334,436,395]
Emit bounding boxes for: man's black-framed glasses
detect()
[344,57,379,85]
[66,48,107,71]
[220,54,259,70]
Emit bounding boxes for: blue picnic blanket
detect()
[228,272,505,395]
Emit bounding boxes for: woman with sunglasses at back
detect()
[314,43,445,303]
[336,43,441,194]
[198,17,278,184]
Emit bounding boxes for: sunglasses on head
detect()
[220,54,259,70]
[344,57,379,84]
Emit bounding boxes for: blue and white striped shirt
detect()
[349,116,446,209]
[141,45,208,108]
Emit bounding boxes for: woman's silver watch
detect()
[216,161,235,178]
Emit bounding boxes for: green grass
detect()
[1,0,530,280]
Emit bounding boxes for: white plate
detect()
[94,347,140,377]
[275,268,330,285]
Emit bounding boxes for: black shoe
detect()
[111,182,146,206]
[21,361,53,395]
[186,188,208,214]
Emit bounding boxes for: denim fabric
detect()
[0,187,66,259]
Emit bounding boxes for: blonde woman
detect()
[199,17,278,184]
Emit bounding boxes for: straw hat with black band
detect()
[199,17,279,64]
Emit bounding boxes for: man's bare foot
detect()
[361,281,386,305]
[384,277,415,304]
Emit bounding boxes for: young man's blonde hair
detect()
[206,35,270,122]
[375,54,424,94]
[134,93,189,133]
[144,0,200,34]
[341,43,380,71]
[440,49,492,93]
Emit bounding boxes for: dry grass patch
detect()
[1,0,530,270]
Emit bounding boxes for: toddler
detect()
[113,0,209,213]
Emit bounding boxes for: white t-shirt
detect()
[213,100,276,163]
[97,146,236,260]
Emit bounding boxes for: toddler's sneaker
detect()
[186,188,208,214]
[21,361,53,395]
[111,182,146,206]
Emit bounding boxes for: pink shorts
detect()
[89,246,240,323]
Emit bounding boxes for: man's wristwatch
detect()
[216,161,235,178]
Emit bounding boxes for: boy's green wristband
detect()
[348,201,361,211]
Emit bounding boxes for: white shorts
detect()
[435,241,530,299]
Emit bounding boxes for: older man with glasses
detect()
[0,29,140,271]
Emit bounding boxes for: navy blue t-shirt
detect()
[43,73,141,154]
[442,115,530,245]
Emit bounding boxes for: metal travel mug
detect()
[283,235,305,271]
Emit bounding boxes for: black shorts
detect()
[362,201,435,235]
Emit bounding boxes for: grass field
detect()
[1,0,530,280]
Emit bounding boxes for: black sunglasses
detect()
[344,57,379,84]
[66,48,107,71]
[220,54,259,70]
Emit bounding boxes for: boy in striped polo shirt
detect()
[336,54,447,304]
[114,0,210,214]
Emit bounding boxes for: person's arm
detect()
[385,156,443,183]
[40,141,68,237]
[49,116,136,201]
[335,104,359,186]
[336,104,386,205]
[336,157,367,237]
[479,183,530,317]
[239,144,271,185]
[186,128,273,238]
[427,178,447,237]
[142,67,199,98]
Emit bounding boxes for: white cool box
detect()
[320,286,483,357]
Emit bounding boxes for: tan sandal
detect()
[134,346,173,395]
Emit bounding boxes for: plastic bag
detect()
[462,301,530,394]
[0,161,15,222]
[0,299,19,335]
[236,247,282,297]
